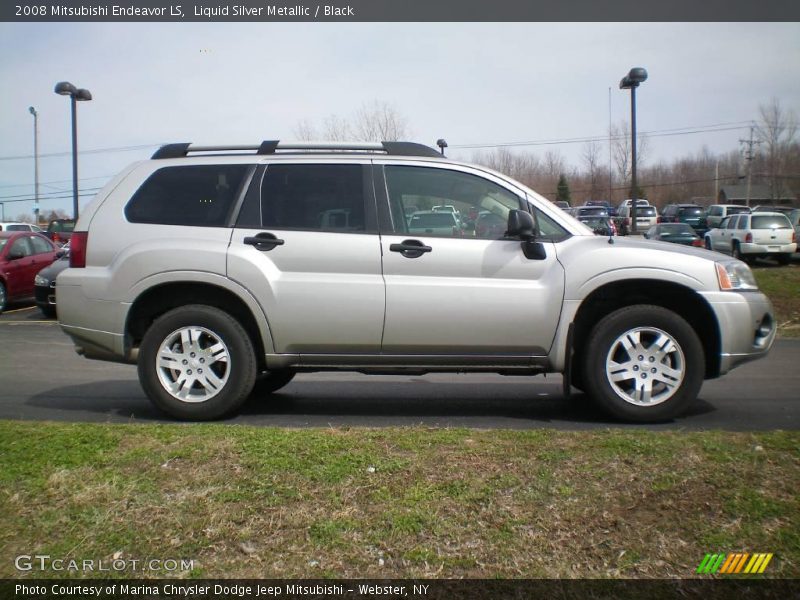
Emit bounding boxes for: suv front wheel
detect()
[583,305,704,422]
[138,305,257,420]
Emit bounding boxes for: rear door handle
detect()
[389,239,432,258]
[243,232,284,251]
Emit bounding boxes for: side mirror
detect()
[55,250,66,259]
[506,209,535,240]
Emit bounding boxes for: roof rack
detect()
[151,141,442,160]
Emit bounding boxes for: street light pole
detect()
[54,81,92,221]
[28,107,40,225]
[619,67,648,235]
[436,138,448,156]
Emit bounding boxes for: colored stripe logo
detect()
[697,553,773,574]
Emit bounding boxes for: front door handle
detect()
[243,232,284,251]
[389,239,432,259]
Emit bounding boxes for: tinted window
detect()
[638,207,657,216]
[126,165,249,226]
[30,235,53,254]
[384,166,521,239]
[679,207,704,216]
[752,215,792,230]
[709,206,722,216]
[9,237,33,257]
[728,207,750,216]
[260,164,365,232]
[736,216,748,230]
[7,224,29,231]
[726,216,738,230]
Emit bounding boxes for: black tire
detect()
[39,305,56,319]
[138,304,257,420]
[704,238,712,250]
[731,241,742,260]
[0,281,6,315]
[582,305,704,422]
[776,253,791,266]
[251,370,296,397]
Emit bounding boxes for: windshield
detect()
[728,207,750,215]
[638,207,657,216]
[752,215,791,230]
[679,207,704,217]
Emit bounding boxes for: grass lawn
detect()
[752,262,800,337]
[1,422,797,579]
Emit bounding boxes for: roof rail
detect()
[151,140,442,159]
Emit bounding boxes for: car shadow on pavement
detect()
[24,379,717,427]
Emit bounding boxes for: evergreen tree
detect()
[556,174,571,203]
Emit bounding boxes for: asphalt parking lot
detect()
[1,305,798,430]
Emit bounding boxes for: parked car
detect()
[570,206,609,219]
[553,200,570,210]
[585,200,617,217]
[57,140,776,423]
[578,216,617,236]
[751,205,795,215]
[704,212,797,264]
[705,204,751,230]
[786,208,800,256]
[0,222,44,233]
[660,204,708,236]
[616,204,658,234]
[408,210,463,236]
[34,243,70,318]
[644,223,704,247]
[0,231,60,314]
[617,198,650,209]
[45,218,75,246]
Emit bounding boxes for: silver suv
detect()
[58,141,776,422]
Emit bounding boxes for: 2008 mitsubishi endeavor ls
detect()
[57,141,775,422]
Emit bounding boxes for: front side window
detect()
[260,164,365,232]
[9,237,33,257]
[30,235,53,254]
[384,165,521,239]
[125,165,249,227]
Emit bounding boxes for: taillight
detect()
[793,231,797,243]
[745,232,753,243]
[657,216,662,223]
[691,239,704,247]
[70,231,88,268]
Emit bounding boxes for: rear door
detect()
[229,160,385,354]
[376,162,565,358]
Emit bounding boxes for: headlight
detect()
[716,261,758,291]
[34,274,48,287]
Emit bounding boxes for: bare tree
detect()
[292,100,410,143]
[611,120,649,195]
[582,140,603,199]
[352,100,410,141]
[14,213,34,224]
[755,98,798,200]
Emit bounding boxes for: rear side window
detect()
[260,164,365,232]
[752,215,791,230]
[639,207,657,216]
[125,165,250,226]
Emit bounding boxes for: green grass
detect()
[1,422,798,579]
[752,264,800,337]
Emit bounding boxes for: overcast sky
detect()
[1,22,799,218]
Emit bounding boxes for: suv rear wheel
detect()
[138,305,257,420]
[583,305,704,422]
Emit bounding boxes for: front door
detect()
[376,163,565,357]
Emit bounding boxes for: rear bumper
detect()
[740,242,796,255]
[57,283,129,362]
[700,290,775,375]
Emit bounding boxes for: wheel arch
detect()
[125,279,273,370]
[570,279,722,382]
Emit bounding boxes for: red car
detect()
[0,231,61,314]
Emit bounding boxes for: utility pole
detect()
[739,125,761,207]
[29,107,40,225]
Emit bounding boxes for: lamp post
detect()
[54,81,92,221]
[436,138,448,156]
[28,107,40,226]
[619,67,647,234]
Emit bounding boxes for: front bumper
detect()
[700,290,775,375]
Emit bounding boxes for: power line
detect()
[0,175,113,190]
[0,143,162,162]
[0,191,99,204]
[0,187,102,201]
[452,122,753,150]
